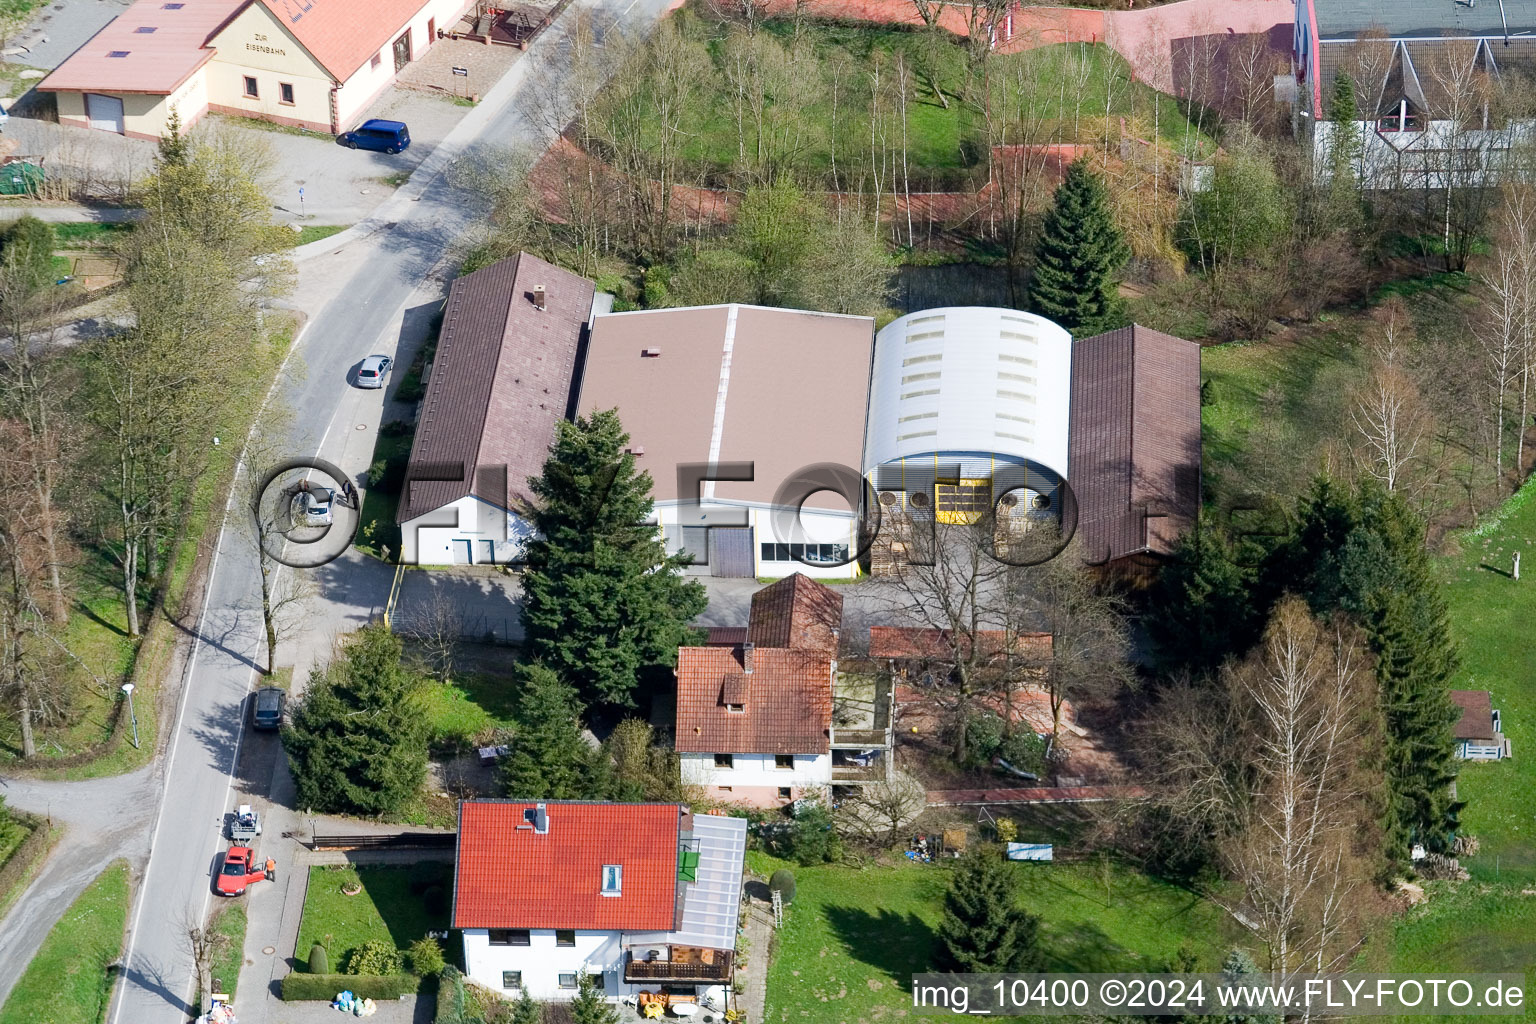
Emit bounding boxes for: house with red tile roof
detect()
[677,575,894,806]
[41,0,473,139]
[453,800,746,1002]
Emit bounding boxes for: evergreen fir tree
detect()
[521,410,707,707]
[499,663,604,799]
[157,108,189,168]
[1147,517,1259,675]
[1324,70,1364,231]
[936,847,1043,972]
[569,974,619,1024]
[283,626,426,816]
[1027,159,1131,334]
[508,987,542,1024]
[1219,949,1279,1024]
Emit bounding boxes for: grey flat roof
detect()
[627,813,745,951]
[1314,0,1536,39]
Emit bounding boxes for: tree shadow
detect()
[1044,919,1127,972]
[823,905,936,993]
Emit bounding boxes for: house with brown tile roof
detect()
[1448,690,1510,761]
[576,304,875,580]
[41,0,473,138]
[1068,324,1201,577]
[676,574,893,807]
[454,800,745,1003]
[399,252,596,565]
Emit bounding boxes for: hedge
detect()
[0,812,50,904]
[280,973,417,1001]
[433,966,475,1024]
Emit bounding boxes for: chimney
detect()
[532,284,547,311]
[742,642,754,674]
[642,347,662,357]
[524,803,549,833]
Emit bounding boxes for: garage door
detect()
[85,93,125,134]
[711,527,755,578]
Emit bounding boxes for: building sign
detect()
[247,32,286,56]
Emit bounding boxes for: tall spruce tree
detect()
[1263,480,1461,864]
[1027,159,1130,334]
[936,847,1043,972]
[499,663,606,799]
[521,410,707,707]
[1147,517,1259,675]
[283,625,427,816]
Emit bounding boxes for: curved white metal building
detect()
[863,308,1073,522]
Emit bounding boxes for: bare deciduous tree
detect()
[835,770,927,846]
[402,589,464,684]
[1352,300,1430,493]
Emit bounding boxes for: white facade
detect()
[1311,116,1535,191]
[863,308,1073,481]
[399,495,535,565]
[680,752,831,790]
[463,929,619,1001]
[655,500,859,580]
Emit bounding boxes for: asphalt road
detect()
[87,1,677,1020]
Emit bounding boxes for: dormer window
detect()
[1378,99,1423,134]
[601,864,622,896]
[725,702,744,713]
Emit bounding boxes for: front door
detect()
[393,29,411,71]
[85,93,125,134]
[452,540,472,564]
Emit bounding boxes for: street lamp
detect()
[121,683,139,749]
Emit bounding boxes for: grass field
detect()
[291,225,348,247]
[645,10,1213,180]
[752,852,1246,1022]
[0,860,130,1024]
[1440,479,1536,884]
[210,903,248,1001]
[296,864,452,969]
[419,672,520,752]
[52,223,135,248]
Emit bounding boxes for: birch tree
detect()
[1351,300,1430,493]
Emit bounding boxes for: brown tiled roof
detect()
[1449,690,1497,742]
[868,626,1052,662]
[746,574,844,655]
[704,626,748,647]
[453,801,680,930]
[256,0,455,83]
[1068,325,1201,564]
[398,253,593,524]
[675,646,832,754]
[576,305,874,509]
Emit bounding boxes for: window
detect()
[555,930,575,947]
[161,2,184,7]
[601,864,623,896]
[588,973,606,992]
[488,929,530,946]
[719,786,732,792]
[775,754,794,769]
[558,974,578,990]
[371,52,383,69]
[279,82,294,105]
[107,50,131,57]
[243,76,258,98]
[714,753,734,768]
[902,354,941,367]
[134,26,157,33]
[778,787,792,799]
[501,972,522,989]
[725,702,744,714]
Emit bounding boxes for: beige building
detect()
[40,0,473,139]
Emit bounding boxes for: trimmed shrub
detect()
[769,868,796,905]
[408,936,446,977]
[344,939,405,976]
[1,216,55,290]
[433,966,470,1024]
[379,420,413,439]
[280,973,416,1001]
[307,943,330,975]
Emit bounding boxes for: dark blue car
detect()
[339,119,411,154]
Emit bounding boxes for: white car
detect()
[356,355,393,389]
[293,487,333,526]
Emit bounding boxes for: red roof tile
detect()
[746,574,844,655]
[704,626,748,647]
[39,0,243,96]
[868,626,1052,662]
[453,801,681,931]
[257,0,450,83]
[675,647,832,755]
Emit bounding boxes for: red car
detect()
[216,846,260,896]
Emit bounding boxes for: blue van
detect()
[339,119,411,154]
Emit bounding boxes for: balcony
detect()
[623,949,733,984]
[830,761,885,783]
[829,675,893,749]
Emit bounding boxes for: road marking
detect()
[110,315,314,1024]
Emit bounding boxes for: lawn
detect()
[1440,478,1536,884]
[356,427,412,561]
[52,222,134,247]
[751,852,1245,1023]
[647,10,1214,181]
[419,672,520,752]
[291,224,348,247]
[210,903,248,1001]
[0,859,130,1024]
[296,864,452,969]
